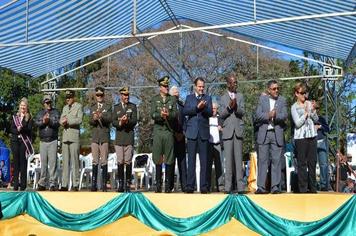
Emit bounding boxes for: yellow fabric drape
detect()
[247,151,258,192]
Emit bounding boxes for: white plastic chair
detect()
[132,153,153,190]
[107,153,117,189]
[79,153,93,190]
[27,153,41,189]
[284,152,295,193]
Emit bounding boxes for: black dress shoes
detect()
[271,189,281,194]
[185,189,194,194]
[255,189,269,194]
[155,186,162,193]
[237,191,248,195]
[49,186,57,191]
[59,187,68,191]
[37,185,46,191]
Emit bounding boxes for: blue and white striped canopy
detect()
[0,0,355,77]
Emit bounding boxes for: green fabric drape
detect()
[0,192,355,235]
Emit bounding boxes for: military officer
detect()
[89,87,112,192]
[60,90,83,191]
[113,87,137,192]
[151,76,177,193]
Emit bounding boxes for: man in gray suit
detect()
[255,80,287,194]
[219,74,245,194]
[60,90,83,191]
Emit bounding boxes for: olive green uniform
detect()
[151,94,177,165]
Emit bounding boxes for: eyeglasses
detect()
[270,87,279,91]
[297,91,306,95]
[96,94,104,97]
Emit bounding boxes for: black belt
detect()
[267,129,275,132]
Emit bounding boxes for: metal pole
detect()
[41,25,180,85]
[334,80,340,192]
[182,24,343,70]
[253,0,257,22]
[1,11,355,47]
[25,0,29,42]
[0,0,20,10]
[107,57,110,82]
[256,46,259,76]
[132,0,137,35]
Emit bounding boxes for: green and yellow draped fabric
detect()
[0,192,354,235]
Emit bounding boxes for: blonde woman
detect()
[291,83,318,193]
[10,97,34,191]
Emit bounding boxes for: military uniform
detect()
[151,76,177,193]
[60,90,83,191]
[113,87,137,192]
[89,87,112,191]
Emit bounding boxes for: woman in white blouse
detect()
[291,82,318,193]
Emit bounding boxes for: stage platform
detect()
[0,191,354,235]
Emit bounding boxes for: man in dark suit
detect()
[89,87,112,192]
[183,77,213,194]
[255,80,288,194]
[219,74,245,194]
[113,87,137,192]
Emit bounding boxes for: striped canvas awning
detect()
[0,0,355,77]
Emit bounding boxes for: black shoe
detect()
[49,186,57,191]
[255,188,268,194]
[72,186,79,192]
[155,186,162,193]
[185,189,194,194]
[224,191,232,194]
[200,190,209,194]
[60,187,68,191]
[20,187,27,191]
[117,184,124,193]
[37,185,46,191]
[307,190,317,194]
[271,190,281,194]
[237,191,248,195]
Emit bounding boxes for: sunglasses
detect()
[44,101,52,104]
[96,94,104,97]
[297,91,306,95]
[270,87,279,91]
